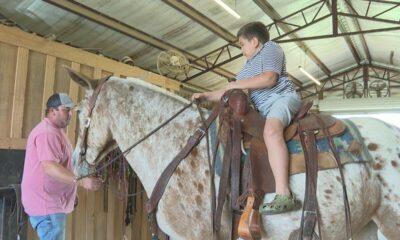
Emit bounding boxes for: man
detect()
[21,93,101,240]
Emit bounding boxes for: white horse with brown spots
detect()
[68,70,400,240]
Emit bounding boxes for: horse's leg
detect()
[353,118,400,239]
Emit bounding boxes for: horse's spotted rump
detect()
[195,195,202,205]
[324,189,332,194]
[392,160,398,167]
[373,163,383,170]
[368,143,378,151]
[376,174,388,187]
[335,176,341,183]
[197,183,204,194]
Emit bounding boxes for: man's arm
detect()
[41,161,101,190]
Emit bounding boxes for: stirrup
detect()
[238,196,261,240]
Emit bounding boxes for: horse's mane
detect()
[112,76,191,105]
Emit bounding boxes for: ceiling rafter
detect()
[44,0,236,81]
[254,0,331,77]
[162,0,237,44]
[327,0,361,64]
[162,0,303,87]
[184,0,338,84]
[163,0,302,86]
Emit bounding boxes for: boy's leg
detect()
[264,118,290,196]
[258,92,302,215]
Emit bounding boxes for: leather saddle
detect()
[215,89,349,240]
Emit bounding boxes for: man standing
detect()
[21,93,101,240]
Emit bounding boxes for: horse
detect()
[68,69,400,240]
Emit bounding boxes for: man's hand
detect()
[78,177,102,191]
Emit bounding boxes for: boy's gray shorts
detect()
[257,92,302,127]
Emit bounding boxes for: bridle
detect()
[75,77,199,180]
[78,76,110,164]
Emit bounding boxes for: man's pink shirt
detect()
[22,118,77,216]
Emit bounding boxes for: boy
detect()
[192,21,302,215]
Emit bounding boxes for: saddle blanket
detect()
[210,118,372,176]
[287,119,372,175]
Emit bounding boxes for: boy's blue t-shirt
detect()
[236,41,296,110]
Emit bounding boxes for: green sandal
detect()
[259,192,301,215]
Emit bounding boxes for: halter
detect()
[78,76,110,162]
[76,77,198,180]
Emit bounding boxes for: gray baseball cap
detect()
[46,93,75,109]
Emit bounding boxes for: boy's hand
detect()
[191,93,204,101]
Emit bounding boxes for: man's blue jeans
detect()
[29,213,66,240]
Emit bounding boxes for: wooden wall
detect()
[0,24,174,240]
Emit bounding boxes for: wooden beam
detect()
[10,47,29,138]
[0,24,186,91]
[0,138,27,149]
[67,62,80,145]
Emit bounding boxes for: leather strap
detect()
[146,101,224,213]
[316,116,352,239]
[214,124,232,230]
[79,76,111,157]
[298,130,320,239]
[230,117,242,212]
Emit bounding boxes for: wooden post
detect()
[42,55,56,118]
[10,47,29,138]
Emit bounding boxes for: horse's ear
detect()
[64,66,97,90]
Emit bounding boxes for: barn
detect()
[0,0,399,239]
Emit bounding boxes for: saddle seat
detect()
[220,90,347,176]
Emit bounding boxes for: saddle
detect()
[215,90,351,240]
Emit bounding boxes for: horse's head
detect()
[67,68,117,175]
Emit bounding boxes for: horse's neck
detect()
[106,81,203,194]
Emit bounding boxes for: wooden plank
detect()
[23,51,46,138]
[10,47,29,138]
[0,138,26,149]
[0,24,182,91]
[54,58,71,93]
[0,42,17,138]
[93,186,107,240]
[106,184,116,240]
[67,62,80,145]
[27,223,39,240]
[93,67,102,79]
[42,55,56,119]
[73,188,88,240]
[86,190,96,240]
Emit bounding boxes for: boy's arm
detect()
[226,71,278,90]
[192,89,226,102]
[192,71,277,102]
